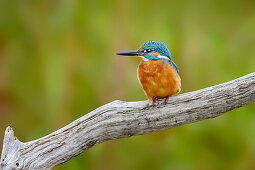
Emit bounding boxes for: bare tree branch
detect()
[1,72,255,170]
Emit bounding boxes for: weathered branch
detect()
[1,72,255,170]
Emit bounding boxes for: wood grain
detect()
[1,72,255,170]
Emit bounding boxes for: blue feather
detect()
[143,54,160,60]
[139,41,172,59]
[143,54,179,73]
[138,41,179,73]
[168,60,179,73]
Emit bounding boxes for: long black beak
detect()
[116,50,143,56]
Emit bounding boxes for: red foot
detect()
[152,98,156,106]
[165,96,169,103]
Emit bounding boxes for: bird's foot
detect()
[152,98,156,106]
[164,96,169,104]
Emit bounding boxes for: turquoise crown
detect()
[139,41,172,59]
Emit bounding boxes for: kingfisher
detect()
[116,41,181,105]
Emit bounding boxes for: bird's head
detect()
[116,41,171,61]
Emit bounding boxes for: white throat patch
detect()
[139,56,149,61]
[157,55,170,60]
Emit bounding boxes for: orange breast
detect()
[137,60,181,100]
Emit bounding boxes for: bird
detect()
[116,41,181,105]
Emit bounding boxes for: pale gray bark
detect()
[1,72,255,170]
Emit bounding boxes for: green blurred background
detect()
[0,0,255,169]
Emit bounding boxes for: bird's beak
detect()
[116,50,143,56]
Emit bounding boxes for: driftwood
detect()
[1,72,255,170]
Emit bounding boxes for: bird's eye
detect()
[144,49,152,53]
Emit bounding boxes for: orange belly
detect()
[137,60,181,100]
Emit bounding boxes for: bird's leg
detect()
[152,97,156,106]
[164,96,169,104]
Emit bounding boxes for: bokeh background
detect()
[1,0,255,169]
